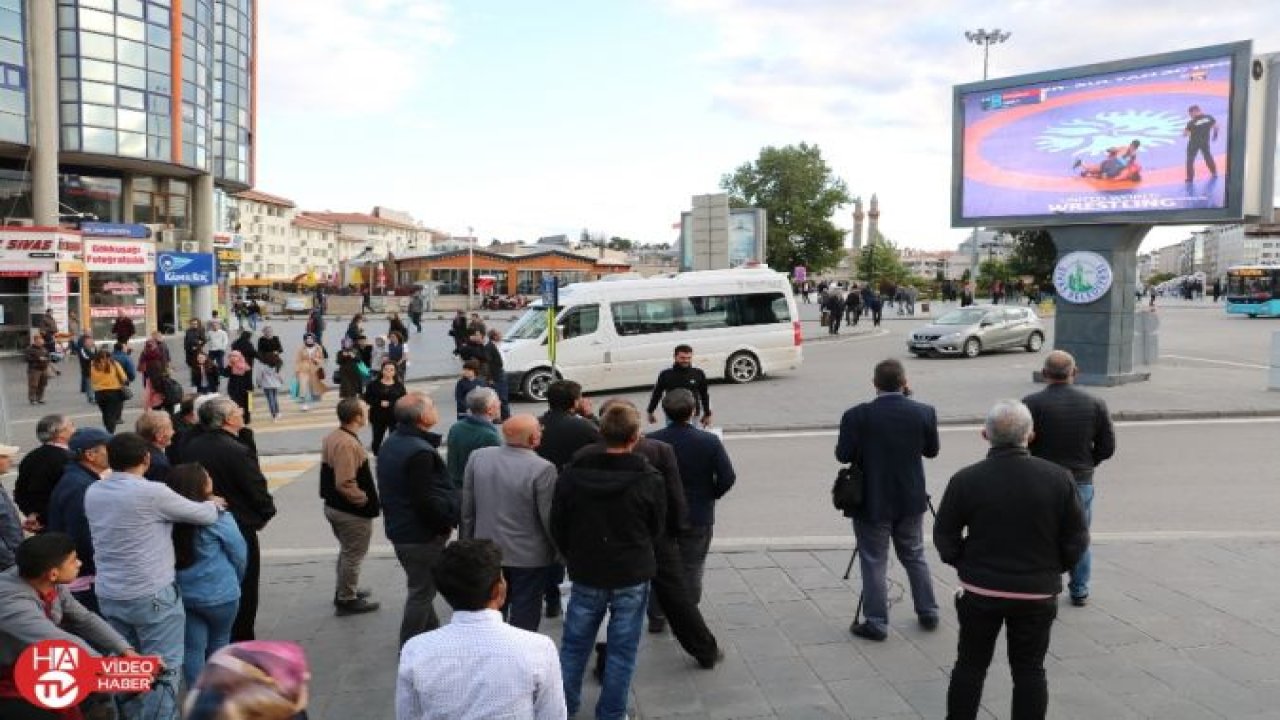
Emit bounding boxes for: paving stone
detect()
[765,599,824,622]
[759,682,843,717]
[698,683,773,719]
[826,677,916,719]
[785,566,853,591]
[745,656,821,688]
[739,567,807,603]
[891,678,948,719]
[1116,692,1225,719]
[726,552,776,569]
[769,550,825,569]
[712,601,776,630]
[799,643,880,683]
[860,639,948,684]
[723,626,800,660]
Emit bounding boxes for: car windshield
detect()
[506,307,549,340]
[934,309,988,325]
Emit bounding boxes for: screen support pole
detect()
[1044,224,1152,386]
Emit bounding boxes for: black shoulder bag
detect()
[831,459,864,516]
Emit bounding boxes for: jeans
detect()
[99,583,185,720]
[263,388,280,418]
[394,538,447,646]
[209,350,225,371]
[182,600,238,688]
[1069,482,1094,599]
[502,565,552,632]
[81,373,95,403]
[560,582,648,720]
[678,526,714,605]
[852,514,938,633]
[946,591,1058,720]
[324,506,373,602]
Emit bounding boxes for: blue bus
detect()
[1224,265,1280,317]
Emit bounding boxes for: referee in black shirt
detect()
[646,344,712,427]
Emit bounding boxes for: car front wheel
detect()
[962,337,982,358]
[1025,332,1044,352]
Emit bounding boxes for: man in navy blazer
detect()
[835,358,940,641]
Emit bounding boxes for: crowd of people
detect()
[0,293,1118,720]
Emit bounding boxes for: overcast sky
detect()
[255,0,1280,254]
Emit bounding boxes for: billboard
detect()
[953,42,1252,227]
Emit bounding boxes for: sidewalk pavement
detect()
[267,536,1280,719]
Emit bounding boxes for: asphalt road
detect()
[258,416,1280,557]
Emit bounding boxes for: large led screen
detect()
[953,42,1251,227]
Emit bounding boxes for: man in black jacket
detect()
[835,359,940,641]
[536,380,601,618]
[934,399,1089,720]
[15,414,74,531]
[649,388,737,605]
[553,402,665,720]
[1022,350,1115,607]
[484,328,510,420]
[376,392,458,646]
[182,395,277,641]
[646,344,711,427]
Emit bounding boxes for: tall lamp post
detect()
[964,29,1010,282]
[467,225,475,311]
[964,28,1011,81]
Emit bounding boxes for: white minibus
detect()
[502,268,803,401]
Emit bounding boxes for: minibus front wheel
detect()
[521,367,558,401]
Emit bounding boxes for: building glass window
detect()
[0,277,34,352]
[0,165,32,221]
[89,272,148,340]
[60,173,123,222]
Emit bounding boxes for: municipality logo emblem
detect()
[159,254,194,272]
[1053,251,1113,305]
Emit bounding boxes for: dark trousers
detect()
[503,565,552,632]
[72,586,100,616]
[409,312,423,332]
[947,591,1058,720]
[648,535,719,663]
[1185,140,1216,180]
[394,538,447,646]
[0,698,61,719]
[678,526,714,605]
[231,525,260,642]
[828,311,842,334]
[871,306,883,326]
[370,419,391,453]
[545,562,566,610]
[96,389,126,433]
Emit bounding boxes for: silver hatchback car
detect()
[907,305,1045,358]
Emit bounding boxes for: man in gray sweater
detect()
[0,532,138,717]
[461,414,558,632]
[86,433,224,720]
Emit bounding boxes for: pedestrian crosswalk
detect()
[247,381,442,435]
[262,453,321,492]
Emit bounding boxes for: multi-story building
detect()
[900,249,964,280]
[229,189,338,285]
[0,0,256,346]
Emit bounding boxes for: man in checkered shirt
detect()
[396,539,566,720]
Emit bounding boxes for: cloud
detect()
[258,0,452,116]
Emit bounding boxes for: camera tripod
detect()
[842,495,937,624]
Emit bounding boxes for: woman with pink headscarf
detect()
[222,350,255,424]
[185,641,311,720]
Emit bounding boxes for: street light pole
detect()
[964,29,1010,285]
[964,28,1011,81]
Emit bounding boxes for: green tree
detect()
[855,232,910,286]
[606,236,634,251]
[1006,229,1056,288]
[721,142,852,272]
[978,259,1011,291]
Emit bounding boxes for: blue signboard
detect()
[155,252,215,286]
[80,222,151,239]
[540,275,558,307]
